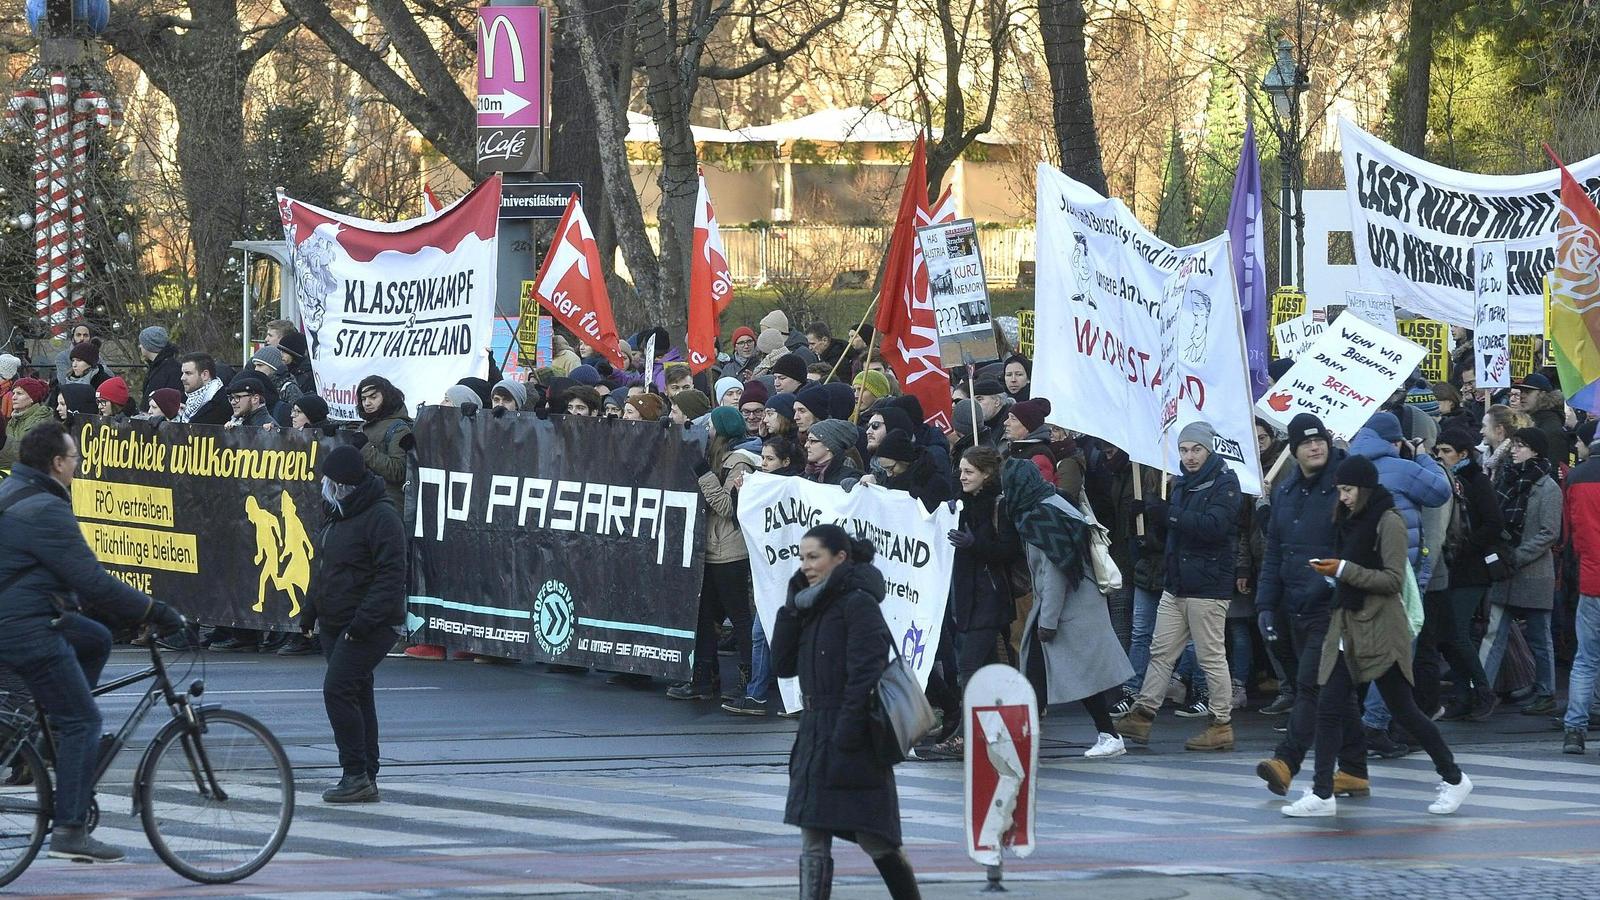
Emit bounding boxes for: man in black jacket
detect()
[1426,424,1504,721]
[1253,413,1369,798]
[305,444,407,804]
[137,326,182,403]
[175,353,231,425]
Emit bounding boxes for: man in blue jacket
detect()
[0,424,185,863]
[1119,420,1241,752]
[1254,413,1370,798]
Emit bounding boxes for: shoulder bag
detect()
[866,641,938,767]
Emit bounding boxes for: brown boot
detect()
[1119,707,1156,745]
[1256,757,1293,796]
[1184,719,1234,752]
[1333,771,1371,797]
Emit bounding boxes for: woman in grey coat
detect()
[1481,427,1563,713]
[1005,459,1134,759]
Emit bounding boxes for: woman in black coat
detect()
[948,446,1020,687]
[771,525,919,900]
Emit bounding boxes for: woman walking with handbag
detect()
[1004,459,1134,759]
[771,524,919,900]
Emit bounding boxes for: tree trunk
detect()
[1396,0,1435,157]
[168,83,247,341]
[1039,0,1107,194]
[633,0,697,342]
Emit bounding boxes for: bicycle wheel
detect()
[137,708,293,884]
[0,733,50,888]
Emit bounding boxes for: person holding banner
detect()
[801,420,862,489]
[770,525,920,900]
[945,448,1022,694]
[723,436,806,717]
[354,377,414,514]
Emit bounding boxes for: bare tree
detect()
[1038,0,1107,194]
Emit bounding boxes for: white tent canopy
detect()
[623,106,1009,146]
[624,111,752,144]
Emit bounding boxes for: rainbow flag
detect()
[1546,146,1600,413]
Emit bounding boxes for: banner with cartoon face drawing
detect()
[1033,163,1264,495]
[278,176,500,420]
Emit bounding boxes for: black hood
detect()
[325,472,389,521]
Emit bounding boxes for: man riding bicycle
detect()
[0,423,185,863]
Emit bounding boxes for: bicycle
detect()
[0,628,294,885]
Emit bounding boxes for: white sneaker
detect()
[1428,772,1472,815]
[1281,790,1336,817]
[1084,732,1126,759]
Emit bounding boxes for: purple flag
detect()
[1228,121,1270,399]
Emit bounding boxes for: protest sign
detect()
[408,408,705,678]
[1268,287,1308,359]
[1339,119,1600,331]
[1255,313,1429,440]
[1473,240,1512,388]
[919,218,999,365]
[737,473,958,713]
[1397,318,1450,382]
[279,176,499,419]
[1033,163,1264,494]
[1344,291,1398,333]
[1510,335,1537,380]
[72,418,324,632]
[1273,313,1326,360]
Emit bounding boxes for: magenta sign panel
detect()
[476,5,549,172]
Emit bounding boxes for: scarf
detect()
[1001,457,1084,585]
[1483,439,1513,480]
[1333,486,1397,611]
[1498,456,1553,542]
[180,377,221,421]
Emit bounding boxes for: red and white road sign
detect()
[964,664,1038,865]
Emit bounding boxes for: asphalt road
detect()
[10,646,1600,898]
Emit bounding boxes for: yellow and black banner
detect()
[72,419,325,631]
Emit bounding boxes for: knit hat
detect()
[872,405,915,437]
[443,385,479,408]
[14,377,47,404]
[951,399,977,435]
[1009,398,1052,433]
[972,375,1005,397]
[293,394,330,423]
[250,345,286,374]
[852,323,876,343]
[876,429,918,464]
[69,342,99,366]
[138,325,171,354]
[1334,454,1380,489]
[771,353,808,385]
[1436,423,1479,454]
[824,383,855,421]
[756,328,786,354]
[321,444,367,486]
[0,354,20,380]
[1365,410,1404,443]
[760,309,790,334]
[492,378,528,409]
[808,418,857,457]
[225,372,268,397]
[1004,353,1032,377]
[626,393,666,421]
[709,406,747,440]
[96,376,129,407]
[673,388,712,420]
[889,394,925,425]
[852,369,889,400]
[795,383,833,422]
[766,392,796,421]
[1268,357,1295,383]
[1512,426,1550,459]
[731,326,757,345]
[1514,372,1553,392]
[740,379,769,406]
[277,329,308,360]
[714,376,744,404]
[151,388,184,419]
[1177,420,1218,449]
[457,377,492,406]
[1286,413,1332,453]
[569,364,602,386]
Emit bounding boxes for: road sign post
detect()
[964,664,1038,891]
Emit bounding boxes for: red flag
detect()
[531,195,627,369]
[874,137,953,431]
[422,182,442,216]
[686,171,732,374]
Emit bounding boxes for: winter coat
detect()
[878,446,953,513]
[1419,482,1452,593]
[304,474,407,639]
[1007,428,1057,486]
[0,464,154,632]
[1255,449,1346,619]
[360,413,414,512]
[142,347,183,402]
[0,402,52,471]
[949,486,1021,633]
[1130,463,1167,593]
[1531,408,1570,465]
[231,405,276,428]
[771,561,901,847]
[1018,503,1134,704]
[1163,452,1242,600]
[1566,455,1600,597]
[185,387,232,426]
[1320,503,1415,685]
[287,359,317,396]
[1487,473,1561,611]
[1441,460,1504,589]
[1348,427,1450,579]
[697,448,758,564]
[806,456,861,490]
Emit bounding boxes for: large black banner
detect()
[72,419,324,632]
[408,407,706,679]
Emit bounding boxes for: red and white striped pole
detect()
[70,91,109,315]
[44,71,71,334]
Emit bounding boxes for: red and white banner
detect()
[278,175,500,420]
[530,195,627,369]
[686,171,732,374]
[875,137,955,432]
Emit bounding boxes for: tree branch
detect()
[699,0,849,80]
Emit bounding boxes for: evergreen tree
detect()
[241,97,348,240]
[1155,125,1193,245]
[1191,65,1248,240]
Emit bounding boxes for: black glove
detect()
[1130,498,1145,518]
[398,433,415,452]
[492,405,508,419]
[947,528,975,549]
[145,600,186,635]
[1037,626,1058,644]
[460,402,478,418]
[348,431,369,449]
[319,422,339,437]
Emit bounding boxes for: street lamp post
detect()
[1261,37,1308,290]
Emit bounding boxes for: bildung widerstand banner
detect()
[408,407,706,679]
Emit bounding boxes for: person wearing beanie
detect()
[147,387,185,422]
[971,375,1013,451]
[756,327,787,357]
[63,341,111,389]
[713,376,744,408]
[307,439,408,804]
[1119,418,1242,754]
[709,405,746,442]
[569,364,602,386]
[55,383,98,421]
[1281,452,1473,818]
[769,353,808,394]
[1004,397,1058,486]
[671,388,712,426]
[863,404,915,455]
[1477,425,1564,719]
[291,394,331,429]
[822,382,855,424]
[0,353,21,419]
[95,376,131,419]
[737,379,770,436]
[250,344,303,421]
[1003,354,1032,401]
[847,323,875,353]
[852,369,891,418]
[54,320,96,385]
[764,392,797,437]
[491,379,529,411]
[456,377,492,407]
[355,375,414,513]
[865,428,950,513]
[441,385,480,410]
[137,325,184,404]
[722,326,762,381]
[224,372,276,429]
[792,383,832,431]
[250,345,287,375]
[802,418,861,488]
[624,392,667,421]
[1,379,53,471]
